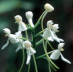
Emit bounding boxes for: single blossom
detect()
[50,24,64,43]
[50,43,71,64]
[14,15,27,32]
[44,3,54,12]
[42,21,64,43]
[1,28,19,50]
[25,11,34,27]
[15,31,23,52]
[23,40,36,65]
[42,20,54,41]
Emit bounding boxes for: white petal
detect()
[3,28,11,34]
[15,42,22,52]
[52,24,59,30]
[60,53,71,64]
[26,55,31,65]
[42,28,51,37]
[19,22,27,31]
[54,34,64,42]
[26,47,36,55]
[50,50,60,60]
[9,34,19,43]
[1,38,9,50]
[58,43,65,49]
[51,32,64,43]
[48,36,54,42]
[15,31,22,38]
[29,47,36,55]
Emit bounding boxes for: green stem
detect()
[31,28,38,72]
[41,11,47,31]
[36,39,43,46]
[46,40,47,50]
[46,39,54,50]
[50,63,57,71]
[20,37,32,42]
[49,62,51,72]
[34,11,45,29]
[34,29,46,38]
[43,39,59,69]
[25,30,28,40]
[18,44,25,72]
[32,54,38,72]
[36,51,52,60]
[28,61,30,72]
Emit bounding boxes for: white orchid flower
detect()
[23,40,36,65]
[50,24,64,43]
[25,11,34,28]
[50,43,71,64]
[1,28,19,50]
[15,31,23,52]
[42,21,64,42]
[42,20,54,41]
[14,15,27,32]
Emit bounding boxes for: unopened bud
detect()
[25,11,33,19]
[44,3,54,12]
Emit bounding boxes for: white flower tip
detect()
[60,54,71,64]
[25,11,33,19]
[24,41,31,48]
[3,28,11,34]
[26,55,31,65]
[30,48,36,55]
[52,24,59,29]
[47,20,53,28]
[47,20,53,25]
[44,3,54,12]
[58,43,65,49]
[14,15,22,23]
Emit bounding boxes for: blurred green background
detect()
[0,0,73,72]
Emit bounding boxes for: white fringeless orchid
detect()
[50,43,71,64]
[1,28,19,50]
[42,21,64,43]
[14,15,27,32]
[15,31,23,52]
[42,20,54,41]
[50,24,64,43]
[23,40,36,65]
[25,11,34,28]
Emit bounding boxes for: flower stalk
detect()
[18,42,25,72]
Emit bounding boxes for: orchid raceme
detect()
[1,28,19,50]
[50,43,71,64]
[1,2,71,72]
[25,11,34,28]
[14,15,27,32]
[23,40,36,64]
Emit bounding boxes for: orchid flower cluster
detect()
[1,3,71,72]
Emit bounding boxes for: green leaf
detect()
[0,1,20,14]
